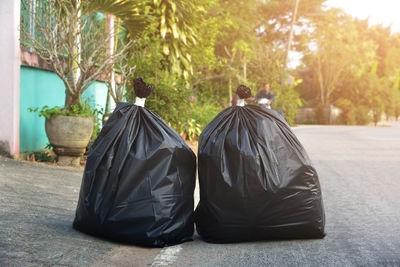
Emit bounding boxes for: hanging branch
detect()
[20,0,140,106]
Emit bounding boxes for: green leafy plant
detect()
[371,96,384,126]
[45,143,53,150]
[126,39,193,131]
[272,80,303,125]
[180,119,201,141]
[31,151,53,162]
[394,90,400,121]
[335,98,355,125]
[354,105,371,125]
[315,104,331,125]
[191,103,223,131]
[28,102,98,119]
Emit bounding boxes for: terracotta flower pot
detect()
[45,115,93,165]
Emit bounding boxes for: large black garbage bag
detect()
[194,105,325,243]
[73,102,196,247]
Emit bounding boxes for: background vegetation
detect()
[25,0,400,139]
[122,0,400,134]
[124,0,331,133]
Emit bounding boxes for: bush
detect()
[29,102,97,119]
[272,82,302,125]
[31,151,53,162]
[315,104,331,124]
[371,97,384,126]
[195,81,231,108]
[126,39,193,133]
[180,118,201,141]
[335,98,355,125]
[126,71,192,132]
[354,105,371,125]
[191,102,224,131]
[393,91,400,120]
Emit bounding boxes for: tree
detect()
[123,0,218,131]
[394,88,400,120]
[302,10,377,105]
[21,0,151,107]
[141,0,213,79]
[256,0,327,55]
[204,0,327,105]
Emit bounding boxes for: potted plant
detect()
[29,103,98,165]
[21,0,149,164]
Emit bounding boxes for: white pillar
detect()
[0,0,21,155]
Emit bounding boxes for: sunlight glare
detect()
[326,0,400,32]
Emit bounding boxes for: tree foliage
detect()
[23,0,400,130]
[298,8,400,124]
[21,0,149,107]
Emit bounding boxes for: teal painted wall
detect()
[20,66,109,152]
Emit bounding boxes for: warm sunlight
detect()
[326,0,400,32]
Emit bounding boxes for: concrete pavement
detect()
[1,121,400,266]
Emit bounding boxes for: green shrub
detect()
[32,151,53,162]
[354,105,371,125]
[180,118,201,141]
[371,96,384,126]
[272,82,302,125]
[394,90,400,120]
[335,98,355,125]
[191,102,224,131]
[315,104,332,124]
[28,102,97,119]
[126,39,193,133]
[126,71,192,132]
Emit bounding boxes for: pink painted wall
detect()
[0,0,21,155]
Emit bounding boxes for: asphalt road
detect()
[1,122,400,266]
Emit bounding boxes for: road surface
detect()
[1,122,400,266]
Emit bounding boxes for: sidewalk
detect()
[0,154,200,266]
[0,157,125,266]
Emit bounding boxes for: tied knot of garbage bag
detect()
[236,84,252,99]
[133,77,154,98]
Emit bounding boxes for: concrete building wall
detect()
[0,0,21,155]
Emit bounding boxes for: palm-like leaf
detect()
[87,0,153,38]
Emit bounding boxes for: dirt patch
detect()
[185,140,198,156]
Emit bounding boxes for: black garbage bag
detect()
[194,99,325,243]
[73,79,196,247]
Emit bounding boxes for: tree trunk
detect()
[229,77,232,103]
[107,14,116,101]
[243,54,247,82]
[103,90,111,124]
[65,91,80,106]
[284,0,300,70]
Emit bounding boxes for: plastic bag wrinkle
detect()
[73,102,196,247]
[195,105,325,243]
